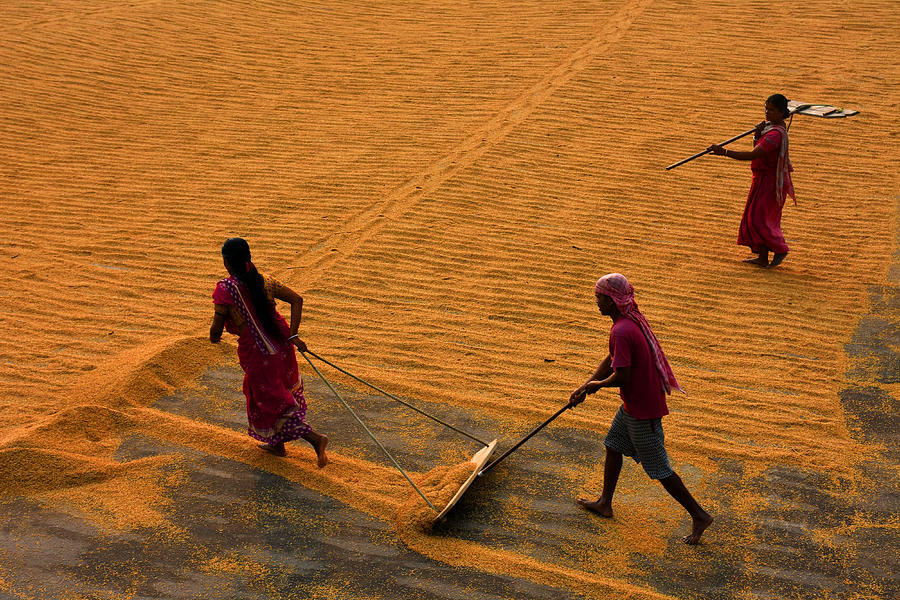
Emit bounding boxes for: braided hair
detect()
[221,238,284,342]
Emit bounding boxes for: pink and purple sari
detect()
[738,125,795,254]
[212,275,311,444]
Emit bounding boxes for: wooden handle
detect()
[665,121,765,170]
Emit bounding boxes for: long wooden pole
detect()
[665,122,763,170]
[478,403,570,476]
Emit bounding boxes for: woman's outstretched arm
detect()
[708,126,778,161]
[707,143,770,161]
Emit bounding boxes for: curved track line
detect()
[288,0,654,285]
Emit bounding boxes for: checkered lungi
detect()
[603,405,674,480]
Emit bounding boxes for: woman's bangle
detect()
[288,334,299,341]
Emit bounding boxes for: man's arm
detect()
[587,365,631,392]
[568,365,631,407]
[588,355,613,385]
[569,355,614,406]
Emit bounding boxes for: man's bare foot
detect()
[766,253,787,268]
[683,512,713,545]
[577,497,613,518]
[314,434,329,468]
[258,442,286,457]
[742,256,768,266]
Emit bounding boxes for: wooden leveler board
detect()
[436,439,498,520]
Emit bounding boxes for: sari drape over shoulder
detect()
[213,274,311,443]
[737,125,795,254]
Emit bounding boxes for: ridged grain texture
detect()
[0,0,897,597]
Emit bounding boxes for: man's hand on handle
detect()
[568,380,603,408]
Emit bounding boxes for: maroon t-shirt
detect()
[609,318,669,419]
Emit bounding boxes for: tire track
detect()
[288,0,654,285]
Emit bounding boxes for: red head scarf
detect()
[595,273,683,395]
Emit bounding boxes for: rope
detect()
[300,352,437,512]
[305,350,489,447]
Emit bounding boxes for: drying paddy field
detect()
[1,1,897,598]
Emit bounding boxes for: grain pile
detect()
[393,461,477,534]
[0,0,897,597]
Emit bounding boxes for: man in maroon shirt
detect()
[569,273,713,544]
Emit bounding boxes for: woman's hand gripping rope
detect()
[287,334,308,353]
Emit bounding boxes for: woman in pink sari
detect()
[209,238,328,466]
[708,94,795,268]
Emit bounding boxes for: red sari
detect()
[737,125,795,254]
[212,274,311,444]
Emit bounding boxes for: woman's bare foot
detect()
[576,497,613,518]
[742,256,768,267]
[313,434,329,468]
[258,442,286,457]
[301,431,329,468]
[766,253,787,268]
[683,512,714,545]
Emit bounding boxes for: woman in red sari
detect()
[708,94,795,269]
[209,238,328,466]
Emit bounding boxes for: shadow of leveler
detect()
[300,350,498,521]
